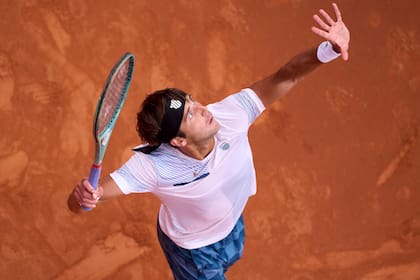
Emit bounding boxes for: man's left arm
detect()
[251,3,350,107]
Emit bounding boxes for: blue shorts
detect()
[157,216,245,280]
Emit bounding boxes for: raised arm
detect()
[251,3,350,107]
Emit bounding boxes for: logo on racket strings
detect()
[170,99,182,110]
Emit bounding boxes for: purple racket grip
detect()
[88,164,102,190]
[82,164,102,211]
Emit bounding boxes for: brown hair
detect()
[136,88,187,145]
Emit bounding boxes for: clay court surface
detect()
[1,0,420,279]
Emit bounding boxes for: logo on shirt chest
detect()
[219,142,230,151]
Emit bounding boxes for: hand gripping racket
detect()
[84,52,135,210]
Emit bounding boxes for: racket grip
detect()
[88,164,102,190]
[82,164,102,211]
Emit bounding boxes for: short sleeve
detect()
[207,88,265,134]
[109,153,157,194]
[233,88,265,125]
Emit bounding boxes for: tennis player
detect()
[68,3,350,279]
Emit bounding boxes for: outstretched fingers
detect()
[311,2,350,61]
[319,8,335,26]
[311,26,329,40]
[313,14,331,32]
[332,3,342,22]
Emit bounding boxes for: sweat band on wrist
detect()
[317,41,341,63]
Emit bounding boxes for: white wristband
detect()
[317,41,341,63]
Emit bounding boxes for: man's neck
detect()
[178,137,215,160]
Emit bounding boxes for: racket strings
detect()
[97,61,131,132]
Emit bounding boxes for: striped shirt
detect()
[110,88,265,249]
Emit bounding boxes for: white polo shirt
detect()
[110,88,265,249]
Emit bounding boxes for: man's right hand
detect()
[68,179,104,212]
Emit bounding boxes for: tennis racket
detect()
[83,52,135,210]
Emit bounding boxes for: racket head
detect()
[92,52,135,165]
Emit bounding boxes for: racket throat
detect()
[100,129,112,147]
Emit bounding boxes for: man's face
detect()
[178,95,220,144]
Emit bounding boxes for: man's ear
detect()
[170,136,187,148]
